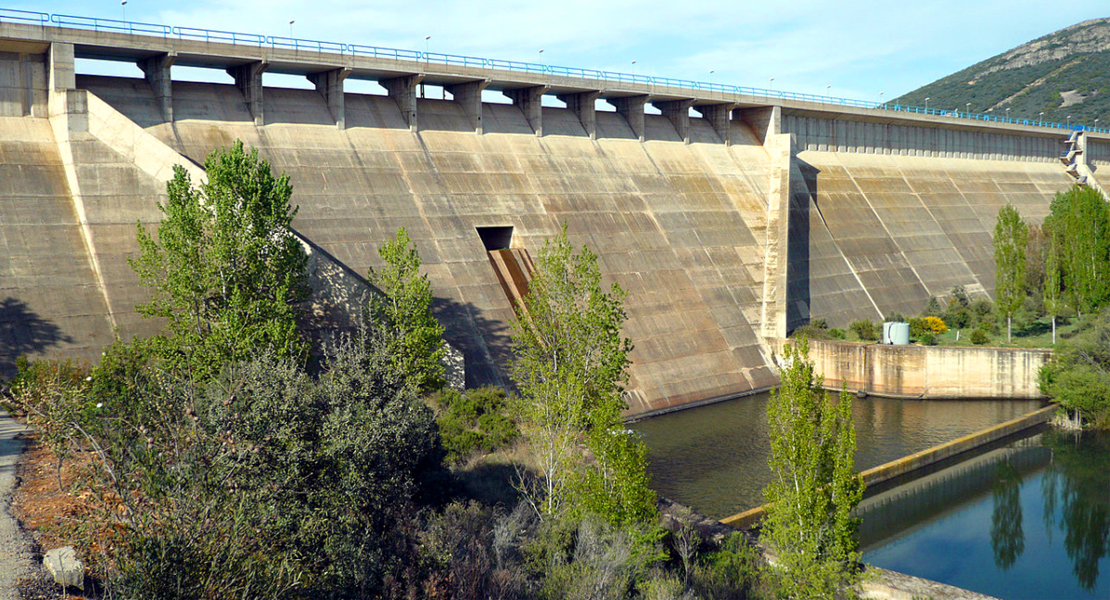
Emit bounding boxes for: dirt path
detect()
[0,410,33,600]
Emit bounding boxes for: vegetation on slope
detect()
[892,18,1110,126]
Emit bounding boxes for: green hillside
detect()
[892,18,1110,128]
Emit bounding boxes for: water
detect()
[862,428,1110,599]
[631,393,1045,519]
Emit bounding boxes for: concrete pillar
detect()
[739,106,781,145]
[653,98,695,144]
[49,42,75,92]
[693,103,735,145]
[308,67,351,130]
[610,95,648,142]
[227,60,268,126]
[446,79,490,134]
[504,85,549,136]
[761,131,794,341]
[381,74,423,132]
[557,91,600,140]
[139,52,175,122]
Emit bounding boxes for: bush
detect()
[849,319,877,341]
[429,386,519,462]
[921,316,949,335]
[942,307,972,329]
[790,324,829,340]
[924,296,942,317]
[883,313,906,323]
[971,329,990,345]
[827,328,846,340]
[1038,309,1110,428]
[970,298,995,326]
[918,332,937,346]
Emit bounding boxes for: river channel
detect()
[631,392,1045,519]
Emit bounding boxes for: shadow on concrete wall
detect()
[0,297,74,378]
[786,159,819,332]
[432,296,513,391]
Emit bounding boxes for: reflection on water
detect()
[632,392,1043,518]
[863,429,1110,599]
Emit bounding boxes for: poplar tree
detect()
[131,141,309,381]
[368,226,446,393]
[994,204,1028,342]
[510,225,655,526]
[1046,186,1110,316]
[762,338,864,599]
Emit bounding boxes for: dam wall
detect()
[0,25,1089,415]
[803,339,1051,399]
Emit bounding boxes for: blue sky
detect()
[12,1,1109,102]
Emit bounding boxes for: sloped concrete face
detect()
[788,151,1072,328]
[0,116,114,375]
[76,76,778,415]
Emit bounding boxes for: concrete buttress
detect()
[308,67,351,130]
[446,79,490,134]
[610,95,648,142]
[504,85,549,136]
[227,61,268,126]
[653,98,696,144]
[381,74,423,132]
[557,91,600,139]
[694,103,736,145]
[138,52,175,122]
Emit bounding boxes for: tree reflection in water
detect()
[991,461,1024,570]
[1041,429,1110,591]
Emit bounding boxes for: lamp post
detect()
[121,0,127,22]
[769,77,774,94]
[289,20,294,39]
[1006,107,1010,122]
[1039,111,1044,126]
[925,96,930,112]
[966,102,971,116]
[878,91,884,108]
[1068,115,1072,128]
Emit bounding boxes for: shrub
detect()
[924,296,942,317]
[971,298,995,326]
[922,316,949,334]
[689,532,764,599]
[884,313,906,323]
[429,386,519,462]
[849,319,877,341]
[1038,309,1110,428]
[827,328,846,340]
[971,329,990,345]
[908,317,929,338]
[918,332,937,346]
[790,324,829,340]
[942,307,972,329]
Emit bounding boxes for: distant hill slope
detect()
[892,18,1110,127]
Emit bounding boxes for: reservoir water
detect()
[632,392,1045,519]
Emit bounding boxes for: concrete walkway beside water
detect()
[0,410,33,600]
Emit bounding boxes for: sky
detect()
[11,0,1110,102]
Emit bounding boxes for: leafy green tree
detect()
[1044,231,1063,344]
[762,338,864,599]
[1046,186,1110,316]
[368,227,446,393]
[510,225,655,526]
[130,141,309,381]
[994,204,1028,342]
[1039,309,1110,428]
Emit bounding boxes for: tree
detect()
[130,141,309,381]
[368,227,446,393]
[1038,309,1110,428]
[994,204,1028,342]
[1044,231,1062,344]
[1046,186,1110,316]
[509,225,655,526]
[761,338,864,599]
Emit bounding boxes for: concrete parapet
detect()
[653,98,695,144]
[138,52,175,122]
[446,79,490,134]
[227,60,268,126]
[610,95,648,142]
[308,67,351,130]
[557,90,599,139]
[504,85,548,136]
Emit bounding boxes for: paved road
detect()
[0,410,32,600]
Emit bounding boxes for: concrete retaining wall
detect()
[804,339,1050,399]
[720,403,1056,529]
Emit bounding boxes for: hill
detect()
[892,18,1110,127]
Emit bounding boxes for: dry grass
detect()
[450,439,536,508]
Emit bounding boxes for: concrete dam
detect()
[2,15,1108,416]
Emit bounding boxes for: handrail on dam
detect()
[7,7,1108,135]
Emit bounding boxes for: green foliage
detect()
[971,329,991,345]
[762,338,864,599]
[827,328,846,340]
[130,141,309,382]
[995,204,1029,342]
[689,532,765,599]
[510,225,656,527]
[1046,186,1110,316]
[1038,309,1110,428]
[368,226,447,393]
[918,332,937,346]
[430,386,518,462]
[848,319,876,341]
[924,296,942,317]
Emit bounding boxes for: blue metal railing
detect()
[0,8,47,24]
[6,7,1108,135]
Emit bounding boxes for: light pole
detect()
[1040,111,1044,126]
[121,0,127,22]
[769,77,774,94]
[1067,115,1072,128]
[425,35,431,59]
[878,91,884,108]
[966,102,971,116]
[925,96,930,112]
[289,20,294,39]
[1006,107,1010,122]
[1096,118,1101,131]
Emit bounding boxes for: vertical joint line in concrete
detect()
[610,94,649,142]
[446,79,491,135]
[504,85,549,137]
[557,91,600,140]
[226,60,269,126]
[138,51,176,123]
[308,67,351,130]
[653,98,696,144]
[381,73,424,133]
[693,103,736,146]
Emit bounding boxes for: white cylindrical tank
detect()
[883,321,910,345]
